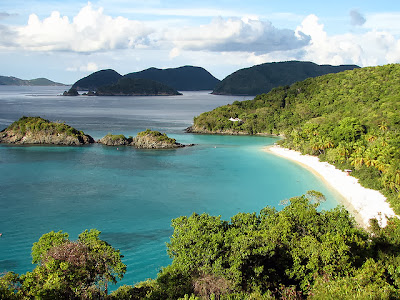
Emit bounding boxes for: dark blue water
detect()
[0,87,342,289]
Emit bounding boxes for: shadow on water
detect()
[0,260,19,272]
[100,229,173,251]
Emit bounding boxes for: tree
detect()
[3,229,126,299]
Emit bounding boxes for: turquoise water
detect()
[0,88,341,289]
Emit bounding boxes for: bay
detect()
[0,87,342,289]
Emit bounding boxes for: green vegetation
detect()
[137,129,177,144]
[0,229,126,299]
[212,61,359,95]
[108,133,130,142]
[3,192,400,299]
[96,78,181,96]
[6,116,85,137]
[194,63,400,214]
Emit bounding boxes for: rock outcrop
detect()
[98,129,191,149]
[0,117,94,145]
[97,134,133,146]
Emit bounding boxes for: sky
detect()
[1,0,400,84]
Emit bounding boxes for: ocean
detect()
[0,86,342,289]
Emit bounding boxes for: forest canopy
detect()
[2,193,400,299]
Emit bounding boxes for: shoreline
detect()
[264,145,397,229]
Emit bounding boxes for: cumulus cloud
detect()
[14,2,153,52]
[166,16,311,54]
[293,14,400,67]
[350,10,366,26]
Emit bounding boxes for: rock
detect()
[131,129,184,149]
[63,88,79,96]
[99,129,189,149]
[97,134,133,146]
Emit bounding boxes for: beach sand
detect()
[264,145,397,228]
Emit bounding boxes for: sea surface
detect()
[0,86,343,289]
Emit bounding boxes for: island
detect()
[212,61,359,95]
[98,129,191,149]
[95,78,181,96]
[0,75,66,86]
[0,116,94,145]
[70,66,220,92]
[64,77,181,96]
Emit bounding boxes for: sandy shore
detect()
[264,145,397,228]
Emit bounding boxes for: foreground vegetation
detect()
[193,64,400,214]
[2,192,400,299]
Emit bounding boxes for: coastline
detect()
[264,144,397,229]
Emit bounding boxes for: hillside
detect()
[191,64,400,213]
[212,61,359,95]
[124,65,220,91]
[71,69,122,91]
[95,77,181,96]
[0,76,66,86]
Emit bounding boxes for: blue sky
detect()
[1,0,400,83]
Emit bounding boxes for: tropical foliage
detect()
[193,63,400,213]
[2,193,400,299]
[0,229,126,299]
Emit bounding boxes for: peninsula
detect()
[191,63,400,223]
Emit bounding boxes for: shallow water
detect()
[0,87,341,288]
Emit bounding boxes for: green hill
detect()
[124,65,220,91]
[0,76,66,86]
[71,69,122,91]
[212,61,359,95]
[95,77,181,96]
[192,64,400,213]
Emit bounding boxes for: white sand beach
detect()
[265,145,397,228]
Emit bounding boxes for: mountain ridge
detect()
[0,76,66,86]
[212,61,360,95]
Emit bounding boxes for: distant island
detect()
[95,78,181,96]
[64,77,181,96]
[70,66,220,93]
[0,75,66,86]
[0,116,94,145]
[124,66,220,91]
[212,61,359,95]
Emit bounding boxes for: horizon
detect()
[0,1,399,84]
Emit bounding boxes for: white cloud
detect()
[364,12,400,35]
[293,14,400,66]
[167,16,310,54]
[14,2,153,52]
